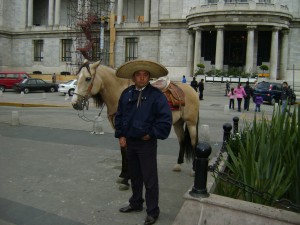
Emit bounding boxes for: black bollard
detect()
[233,116,239,134]
[221,123,232,152]
[189,141,212,198]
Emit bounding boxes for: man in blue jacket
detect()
[115,59,172,225]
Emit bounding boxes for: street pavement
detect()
[0,83,297,225]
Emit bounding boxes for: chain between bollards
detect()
[189,141,212,198]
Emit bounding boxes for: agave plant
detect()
[215,105,300,210]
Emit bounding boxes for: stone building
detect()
[0,0,299,81]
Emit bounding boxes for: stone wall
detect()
[173,193,300,225]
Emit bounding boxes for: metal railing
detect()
[190,116,300,212]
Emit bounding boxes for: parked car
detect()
[13,78,58,94]
[0,71,30,92]
[58,79,77,96]
[253,81,296,105]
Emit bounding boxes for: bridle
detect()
[74,61,97,111]
[74,60,106,122]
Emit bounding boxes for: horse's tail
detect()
[182,113,199,161]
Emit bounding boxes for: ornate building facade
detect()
[0,0,299,81]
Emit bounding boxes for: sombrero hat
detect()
[116,59,168,79]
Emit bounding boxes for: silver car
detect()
[58,79,77,96]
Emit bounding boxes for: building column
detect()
[279,30,289,80]
[48,0,54,26]
[78,0,83,14]
[215,25,224,70]
[194,28,202,73]
[245,26,256,74]
[270,27,280,80]
[144,0,150,23]
[0,0,2,27]
[27,0,33,27]
[54,0,61,26]
[117,0,124,24]
[84,0,90,20]
[186,30,195,77]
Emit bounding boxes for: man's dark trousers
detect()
[127,138,160,217]
[244,97,250,110]
[199,91,203,100]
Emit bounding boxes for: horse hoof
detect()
[116,177,125,184]
[173,164,181,172]
[190,170,195,177]
[119,184,130,191]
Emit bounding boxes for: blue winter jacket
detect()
[114,83,172,140]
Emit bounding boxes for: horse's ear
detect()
[90,61,101,70]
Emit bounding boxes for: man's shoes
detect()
[144,215,158,225]
[119,205,143,213]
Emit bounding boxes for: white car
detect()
[58,79,77,96]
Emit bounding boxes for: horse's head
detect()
[71,60,101,110]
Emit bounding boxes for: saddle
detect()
[151,77,185,108]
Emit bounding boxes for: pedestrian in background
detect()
[181,75,186,83]
[225,80,230,96]
[254,93,263,112]
[52,73,56,83]
[190,77,198,92]
[280,81,291,115]
[243,81,253,111]
[198,79,204,100]
[227,87,235,110]
[234,83,246,112]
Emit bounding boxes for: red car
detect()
[0,71,30,92]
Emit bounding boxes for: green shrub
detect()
[215,105,300,211]
[194,63,205,75]
[259,64,269,71]
[206,70,215,76]
[197,63,205,69]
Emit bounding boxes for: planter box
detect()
[230,77,240,83]
[213,77,222,82]
[205,76,258,84]
[205,76,214,82]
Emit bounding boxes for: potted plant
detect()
[195,63,205,75]
[259,64,269,77]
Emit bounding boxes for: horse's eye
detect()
[86,77,92,82]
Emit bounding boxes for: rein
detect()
[77,103,106,122]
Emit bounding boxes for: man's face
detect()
[133,70,150,89]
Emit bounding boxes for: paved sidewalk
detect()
[1,83,296,225]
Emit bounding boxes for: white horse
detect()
[71,61,200,189]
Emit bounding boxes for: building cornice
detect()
[187,2,293,30]
[159,19,187,29]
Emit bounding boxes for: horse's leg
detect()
[185,117,199,177]
[173,120,185,172]
[116,147,130,191]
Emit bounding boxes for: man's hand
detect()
[119,137,127,148]
[142,134,151,141]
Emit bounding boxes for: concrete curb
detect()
[0,102,69,108]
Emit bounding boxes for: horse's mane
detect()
[92,92,104,108]
[90,64,116,109]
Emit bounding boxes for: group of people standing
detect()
[226,80,293,114]
[184,76,293,114]
[226,80,262,112]
[189,76,204,100]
